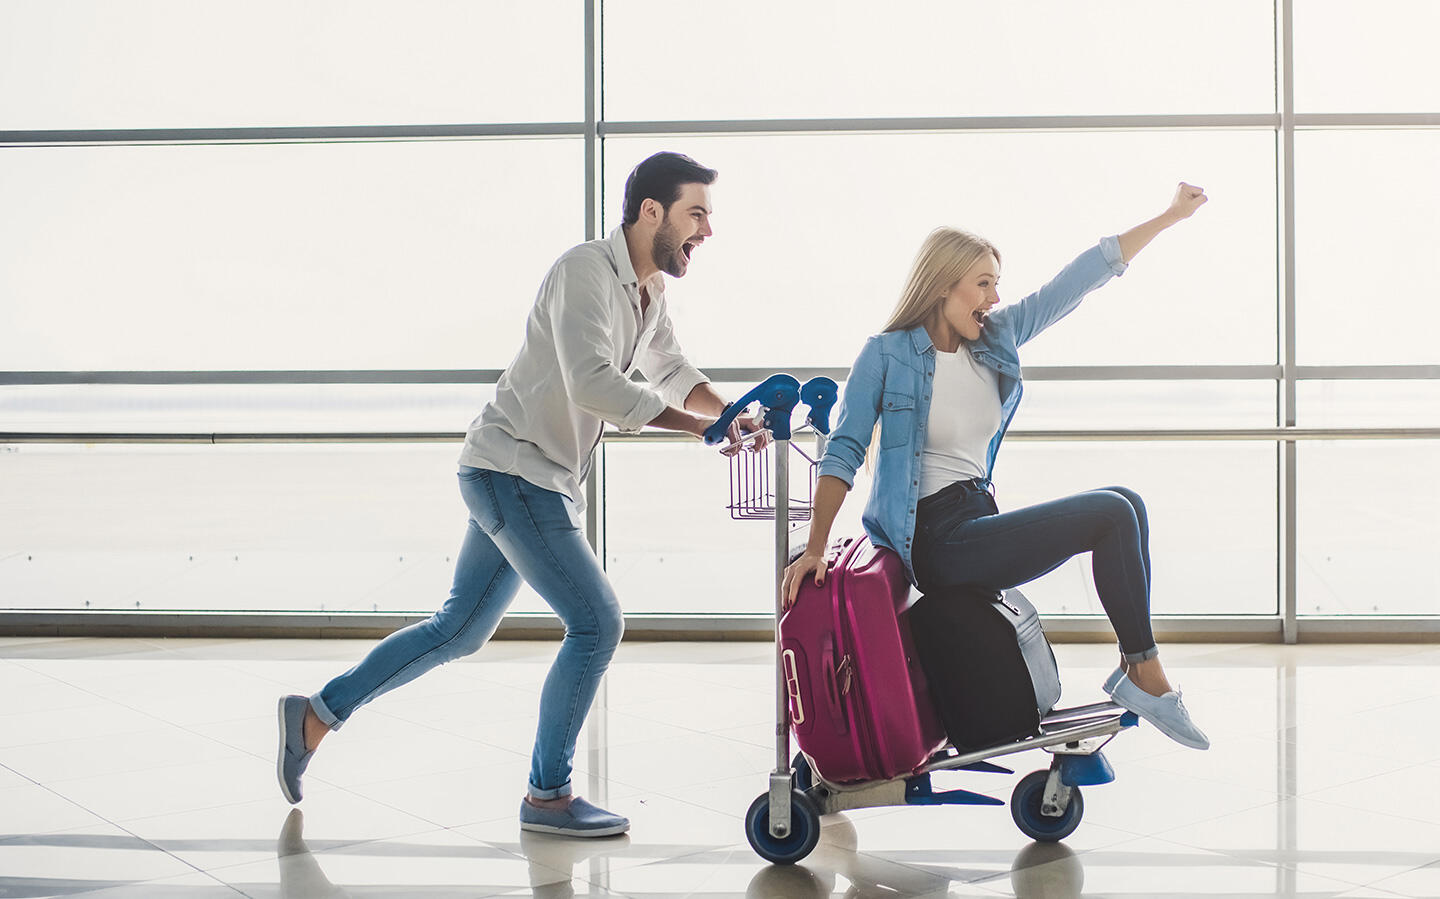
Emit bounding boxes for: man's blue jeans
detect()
[310,467,624,800]
[912,480,1159,663]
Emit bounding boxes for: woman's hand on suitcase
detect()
[782,550,828,610]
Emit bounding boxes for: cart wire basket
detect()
[727,436,819,521]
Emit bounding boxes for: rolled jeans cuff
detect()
[528,780,573,801]
[308,693,343,731]
[1123,645,1160,664]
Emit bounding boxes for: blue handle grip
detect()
[800,377,838,435]
[703,373,801,445]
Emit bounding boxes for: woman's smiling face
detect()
[938,252,1001,345]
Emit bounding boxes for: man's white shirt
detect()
[459,226,709,508]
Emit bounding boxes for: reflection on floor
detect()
[3,637,1440,897]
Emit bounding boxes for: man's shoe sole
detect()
[520,820,630,838]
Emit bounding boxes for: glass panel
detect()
[993,442,1278,615]
[0,444,561,613]
[0,0,581,129]
[1297,381,1440,429]
[1295,131,1440,365]
[1298,441,1440,615]
[603,438,1276,616]
[603,438,862,615]
[605,131,1276,367]
[1014,381,1277,430]
[0,139,583,370]
[604,1,1273,120]
[1294,0,1440,112]
[0,384,494,433]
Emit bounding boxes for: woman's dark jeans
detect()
[912,479,1159,662]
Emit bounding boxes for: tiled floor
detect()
[3,637,1440,898]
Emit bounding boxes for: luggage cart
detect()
[705,374,1141,865]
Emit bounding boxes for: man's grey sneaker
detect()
[519,797,630,838]
[277,695,315,804]
[1102,664,1127,695]
[1111,676,1211,750]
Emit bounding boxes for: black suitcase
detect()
[908,586,1062,750]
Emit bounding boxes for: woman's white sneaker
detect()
[1111,676,1210,750]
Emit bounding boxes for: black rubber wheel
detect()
[1010,769,1084,842]
[791,752,813,793]
[745,789,821,865]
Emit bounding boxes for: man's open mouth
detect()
[682,241,697,260]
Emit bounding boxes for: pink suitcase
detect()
[779,535,948,784]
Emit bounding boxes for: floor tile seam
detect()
[1139,829,1416,892]
[1119,757,1290,800]
[868,817,1153,883]
[180,823,457,878]
[557,841,754,895]
[331,714,542,758]
[67,869,252,899]
[1,668,277,758]
[1,738,264,787]
[40,797,225,887]
[1300,789,1440,833]
[1129,792,1302,842]
[446,827,629,892]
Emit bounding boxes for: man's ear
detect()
[639,197,663,225]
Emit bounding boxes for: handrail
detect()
[3,427,1440,445]
[5,363,1440,385]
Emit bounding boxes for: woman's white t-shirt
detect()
[919,346,1002,499]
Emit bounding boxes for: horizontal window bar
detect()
[5,427,1440,445]
[4,115,1434,150]
[0,370,509,386]
[603,114,1281,135]
[1293,365,1440,380]
[6,364,1437,386]
[1293,113,1440,129]
[2,610,1435,643]
[0,123,585,146]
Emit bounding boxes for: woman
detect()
[782,183,1210,750]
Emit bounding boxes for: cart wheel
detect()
[745,790,821,865]
[791,752,813,793]
[1010,770,1084,842]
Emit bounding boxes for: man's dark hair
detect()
[621,152,718,226]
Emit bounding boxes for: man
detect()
[277,152,760,837]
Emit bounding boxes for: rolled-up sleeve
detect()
[636,303,710,408]
[548,258,667,433]
[1004,236,1129,348]
[817,337,885,489]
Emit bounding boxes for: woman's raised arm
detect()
[1116,182,1207,264]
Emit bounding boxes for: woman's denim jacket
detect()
[816,237,1128,584]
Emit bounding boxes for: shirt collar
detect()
[609,225,639,287]
[907,325,935,355]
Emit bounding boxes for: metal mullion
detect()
[1278,0,1299,644]
[583,0,606,561]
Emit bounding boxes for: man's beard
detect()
[651,220,687,278]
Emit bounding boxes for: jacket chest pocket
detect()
[879,390,915,448]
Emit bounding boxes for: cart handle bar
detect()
[703,374,800,444]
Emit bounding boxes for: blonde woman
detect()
[782,184,1211,750]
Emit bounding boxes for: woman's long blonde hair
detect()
[882,227,1001,335]
[865,227,1001,470]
